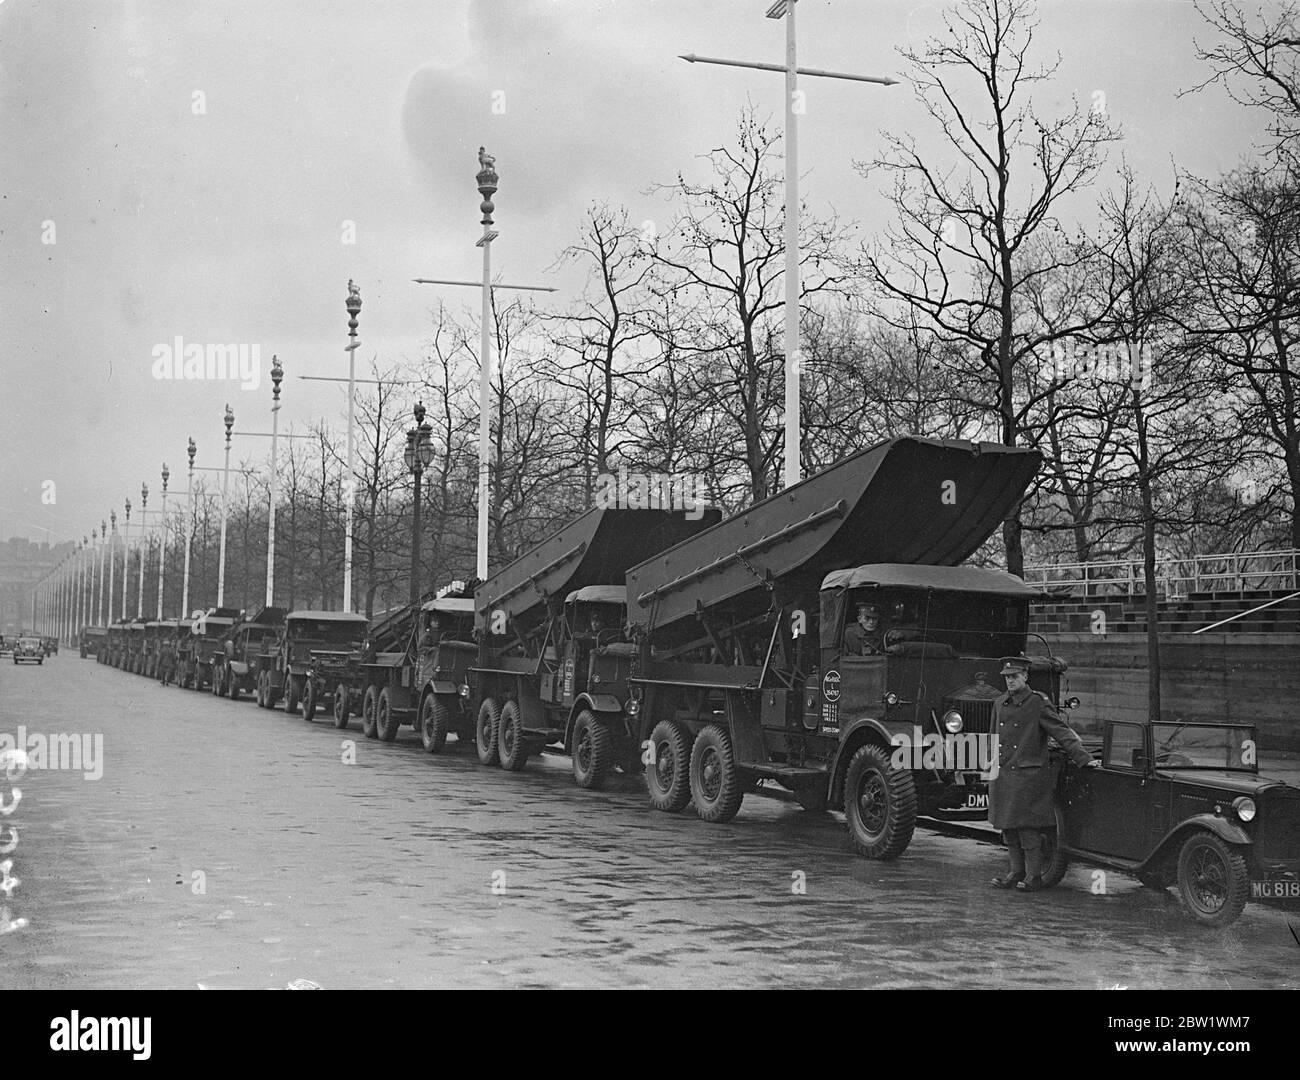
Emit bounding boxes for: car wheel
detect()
[497,700,528,771]
[285,674,302,715]
[571,710,613,790]
[476,697,500,765]
[420,694,451,753]
[376,688,400,742]
[1038,800,1071,888]
[333,683,351,729]
[360,686,379,739]
[646,720,693,813]
[301,678,317,721]
[843,744,917,860]
[1176,830,1249,928]
[689,723,744,824]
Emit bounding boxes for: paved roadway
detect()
[1,656,1296,990]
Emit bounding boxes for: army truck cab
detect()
[124,622,147,674]
[263,611,368,715]
[180,608,240,691]
[414,592,478,753]
[214,606,286,700]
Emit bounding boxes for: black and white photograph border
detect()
[1,0,1298,1004]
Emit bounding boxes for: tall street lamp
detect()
[343,283,362,613]
[404,402,435,606]
[216,404,234,607]
[108,510,117,623]
[475,148,498,582]
[266,355,283,607]
[156,464,169,618]
[100,517,108,625]
[120,498,131,621]
[137,482,149,618]
[89,527,99,629]
[182,438,196,618]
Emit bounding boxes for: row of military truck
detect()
[82,436,1072,860]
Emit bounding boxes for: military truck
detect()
[124,621,146,674]
[624,435,1055,859]
[142,622,165,678]
[175,608,240,690]
[340,595,436,738]
[156,618,186,685]
[412,591,479,751]
[212,606,286,700]
[106,621,128,668]
[470,506,721,777]
[259,611,368,715]
[80,626,107,659]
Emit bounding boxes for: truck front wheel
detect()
[476,698,500,765]
[377,688,400,742]
[285,674,303,715]
[647,720,692,814]
[497,700,528,771]
[571,711,613,790]
[690,723,744,824]
[421,694,451,753]
[844,744,917,860]
[333,683,351,729]
[361,685,379,738]
[301,678,317,721]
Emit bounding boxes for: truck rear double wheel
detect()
[476,697,501,765]
[497,700,528,771]
[361,686,379,739]
[333,682,351,729]
[377,688,402,742]
[571,710,613,790]
[689,723,745,823]
[647,720,693,813]
[843,744,918,860]
[420,693,452,753]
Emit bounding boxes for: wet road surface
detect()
[1,657,1296,989]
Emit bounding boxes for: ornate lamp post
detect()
[404,402,435,606]
[343,283,362,612]
[99,517,108,625]
[137,482,148,618]
[182,438,196,617]
[266,355,283,607]
[121,497,132,620]
[156,464,169,618]
[216,404,234,607]
[108,510,118,623]
[89,527,99,629]
[475,148,498,581]
[79,536,89,639]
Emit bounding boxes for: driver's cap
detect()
[999,655,1031,676]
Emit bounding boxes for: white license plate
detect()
[964,793,989,809]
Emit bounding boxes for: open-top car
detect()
[13,636,45,665]
[1039,719,1300,927]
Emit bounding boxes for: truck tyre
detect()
[497,700,528,771]
[844,744,917,860]
[285,674,302,716]
[420,694,451,753]
[376,687,400,742]
[647,720,692,813]
[571,711,613,790]
[301,678,317,721]
[361,685,379,739]
[476,697,500,765]
[1039,801,1070,888]
[257,672,269,708]
[211,667,222,696]
[689,723,744,824]
[1176,830,1249,928]
[333,682,351,729]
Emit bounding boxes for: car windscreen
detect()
[1151,723,1255,769]
[290,621,365,644]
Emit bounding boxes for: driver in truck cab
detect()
[843,603,884,655]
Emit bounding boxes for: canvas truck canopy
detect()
[286,611,369,623]
[564,586,627,606]
[421,597,476,615]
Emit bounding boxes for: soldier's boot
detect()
[1016,829,1045,892]
[990,831,1026,888]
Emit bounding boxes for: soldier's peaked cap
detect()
[999,655,1031,675]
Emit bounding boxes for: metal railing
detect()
[1023,549,1300,598]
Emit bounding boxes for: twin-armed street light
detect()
[182,438,196,618]
[156,464,169,619]
[120,498,131,621]
[137,482,149,618]
[681,0,895,489]
[404,402,435,606]
[216,404,234,607]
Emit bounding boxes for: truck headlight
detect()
[1232,796,1256,822]
[943,710,963,733]
[1063,696,1081,710]
[627,698,640,716]
[459,684,470,698]
[883,692,899,706]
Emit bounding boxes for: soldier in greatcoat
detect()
[988,655,1098,892]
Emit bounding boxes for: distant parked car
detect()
[1040,718,1300,927]
[0,636,12,657]
[13,637,45,665]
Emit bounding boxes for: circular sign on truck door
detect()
[822,669,841,703]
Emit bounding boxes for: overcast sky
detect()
[0,0,1275,545]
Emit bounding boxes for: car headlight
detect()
[1232,796,1256,822]
[943,710,963,734]
[459,684,470,698]
[627,697,640,716]
[1064,696,1081,709]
